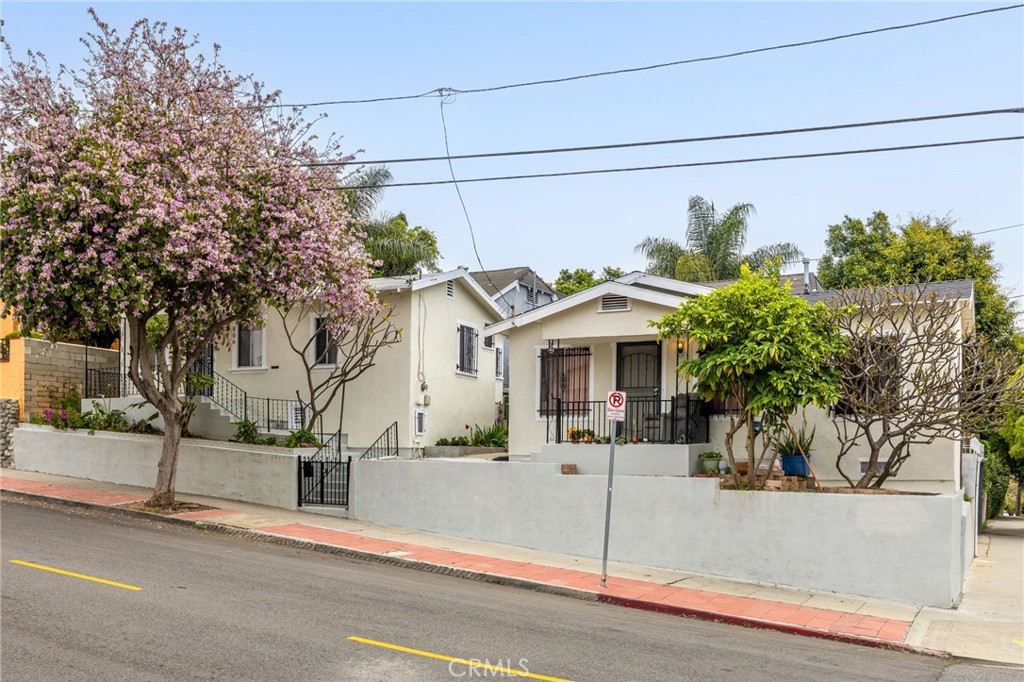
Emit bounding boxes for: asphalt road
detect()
[0,497,1018,682]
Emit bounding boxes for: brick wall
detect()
[21,338,119,419]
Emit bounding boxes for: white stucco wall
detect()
[198,276,502,451]
[13,424,302,509]
[531,443,708,476]
[351,458,967,607]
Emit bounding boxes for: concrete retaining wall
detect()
[351,458,967,607]
[12,424,304,509]
[529,443,711,476]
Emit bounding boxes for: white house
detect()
[486,272,976,493]
[93,269,506,456]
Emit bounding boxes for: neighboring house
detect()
[486,272,975,493]
[470,267,558,391]
[469,267,559,317]
[95,269,505,455]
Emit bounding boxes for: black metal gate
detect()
[617,342,662,442]
[297,455,351,507]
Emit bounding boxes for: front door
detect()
[617,342,661,441]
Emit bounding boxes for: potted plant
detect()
[582,428,595,443]
[699,450,724,474]
[567,427,583,444]
[776,425,814,477]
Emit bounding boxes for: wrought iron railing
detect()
[360,421,399,460]
[85,367,321,435]
[546,395,710,445]
[0,338,10,362]
[297,455,350,507]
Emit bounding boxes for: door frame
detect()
[615,341,662,398]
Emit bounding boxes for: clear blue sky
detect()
[4,2,1023,306]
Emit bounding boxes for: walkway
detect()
[3,469,1019,664]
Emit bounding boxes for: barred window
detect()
[314,317,338,366]
[457,324,478,375]
[539,347,590,416]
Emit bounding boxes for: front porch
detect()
[544,394,710,445]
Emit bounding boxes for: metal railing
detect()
[546,395,710,445]
[297,455,351,507]
[85,367,321,435]
[360,421,399,460]
[0,338,10,362]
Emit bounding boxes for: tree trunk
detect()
[150,408,183,507]
[1015,483,1022,517]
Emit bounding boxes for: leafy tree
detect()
[0,13,375,506]
[553,266,625,296]
[653,264,847,486]
[636,196,803,281]
[818,212,1018,348]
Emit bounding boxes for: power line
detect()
[335,136,1023,190]
[276,4,1023,108]
[969,223,1024,235]
[438,98,513,313]
[305,108,1023,168]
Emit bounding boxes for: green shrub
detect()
[233,419,261,444]
[435,438,451,446]
[469,423,508,448]
[284,429,320,448]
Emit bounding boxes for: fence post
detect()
[555,398,562,444]
[296,456,303,507]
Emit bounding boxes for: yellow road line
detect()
[9,560,142,591]
[347,636,573,682]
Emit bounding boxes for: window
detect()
[707,383,745,416]
[483,335,494,349]
[835,336,899,416]
[457,324,478,375]
[414,409,427,437]
[525,287,536,306]
[446,280,455,299]
[495,346,504,380]
[538,346,590,415]
[858,459,889,476]
[313,317,338,366]
[236,323,265,368]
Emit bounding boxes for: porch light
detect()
[676,337,685,353]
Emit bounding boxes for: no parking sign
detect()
[606,391,626,422]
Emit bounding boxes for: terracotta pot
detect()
[735,462,749,475]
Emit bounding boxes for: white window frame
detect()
[483,334,495,351]
[309,316,339,369]
[495,345,504,380]
[456,320,479,377]
[413,408,427,437]
[232,322,267,371]
[858,458,889,476]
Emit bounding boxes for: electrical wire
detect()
[335,135,1024,190]
[304,108,1024,168]
[275,4,1023,109]
[438,98,515,314]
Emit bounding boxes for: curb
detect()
[599,594,951,659]
[0,488,953,659]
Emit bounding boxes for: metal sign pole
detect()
[600,435,617,588]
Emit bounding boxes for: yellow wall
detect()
[0,337,26,417]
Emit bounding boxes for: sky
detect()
[3,2,1023,307]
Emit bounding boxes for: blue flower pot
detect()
[780,453,810,477]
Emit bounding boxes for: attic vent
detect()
[446,281,455,298]
[600,294,629,312]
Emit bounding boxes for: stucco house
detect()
[90,269,506,456]
[486,272,976,493]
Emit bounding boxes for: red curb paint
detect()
[596,594,944,657]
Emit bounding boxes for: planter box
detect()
[422,446,506,459]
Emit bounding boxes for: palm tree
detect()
[635,196,802,281]
[339,166,441,276]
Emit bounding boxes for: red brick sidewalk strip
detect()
[0,475,146,506]
[256,523,915,647]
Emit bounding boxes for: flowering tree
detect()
[0,13,376,505]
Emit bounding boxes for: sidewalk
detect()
[2,469,1016,663]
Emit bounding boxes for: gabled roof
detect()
[370,269,505,318]
[485,276,710,335]
[469,267,557,298]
